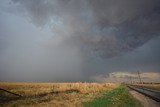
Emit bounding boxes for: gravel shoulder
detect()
[130,90,160,107]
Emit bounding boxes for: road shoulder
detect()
[130,90,160,107]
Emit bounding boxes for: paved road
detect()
[130,90,160,107]
[128,85,160,102]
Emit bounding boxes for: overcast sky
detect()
[0,0,160,82]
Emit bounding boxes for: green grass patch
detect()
[83,85,141,107]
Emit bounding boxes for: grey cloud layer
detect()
[12,0,160,58]
[0,0,160,82]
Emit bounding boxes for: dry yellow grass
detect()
[0,82,118,107]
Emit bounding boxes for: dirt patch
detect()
[130,90,160,107]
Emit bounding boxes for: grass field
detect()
[0,82,142,107]
[83,85,141,107]
[0,82,118,107]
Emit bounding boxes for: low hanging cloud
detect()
[11,0,160,58]
[0,0,160,82]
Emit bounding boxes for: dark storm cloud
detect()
[0,0,160,82]
[11,0,160,58]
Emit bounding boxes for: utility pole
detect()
[130,76,132,84]
[137,71,142,84]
